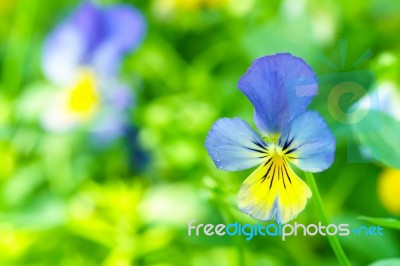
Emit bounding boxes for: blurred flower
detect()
[205,53,335,223]
[378,168,400,215]
[40,1,145,142]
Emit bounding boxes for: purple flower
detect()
[205,53,335,223]
[40,1,145,141]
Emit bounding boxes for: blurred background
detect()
[1,0,400,265]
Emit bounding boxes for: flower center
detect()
[263,142,298,170]
[263,133,280,144]
[66,69,99,118]
[267,143,289,161]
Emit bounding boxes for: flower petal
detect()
[238,157,311,223]
[41,2,103,84]
[205,118,269,171]
[91,5,146,75]
[99,79,134,110]
[41,90,80,132]
[279,111,335,172]
[238,53,318,134]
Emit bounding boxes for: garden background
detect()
[0,0,400,265]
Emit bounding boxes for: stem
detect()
[304,172,351,266]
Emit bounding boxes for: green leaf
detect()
[360,217,400,230]
[334,215,399,260]
[369,258,400,266]
[351,110,400,169]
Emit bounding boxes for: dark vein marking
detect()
[284,147,297,155]
[261,161,273,183]
[281,166,286,189]
[263,157,272,166]
[282,163,292,184]
[236,143,266,155]
[282,137,294,151]
[246,147,266,154]
[252,140,267,150]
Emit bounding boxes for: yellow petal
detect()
[237,155,311,223]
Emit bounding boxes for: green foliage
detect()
[351,111,400,169]
[360,217,400,230]
[369,258,400,266]
[1,0,400,265]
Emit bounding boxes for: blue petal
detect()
[41,1,103,84]
[279,111,335,172]
[91,5,146,75]
[42,2,146,83]
[205,118,268,171]
[99,79,134,110]
[238,53,318,134]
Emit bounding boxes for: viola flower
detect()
[40,1,145,141]
[205,53,335,223]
